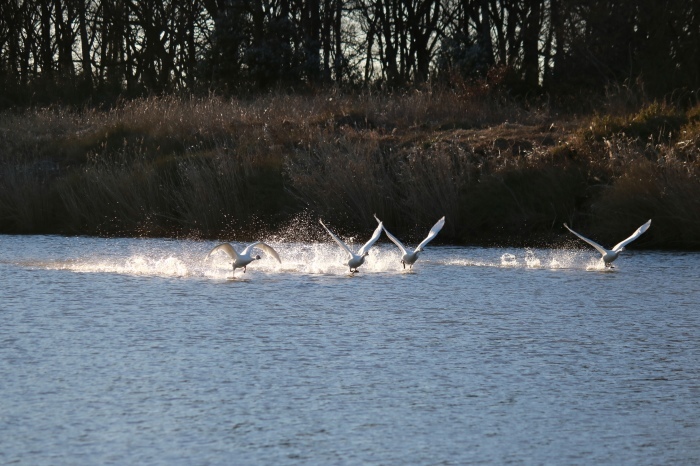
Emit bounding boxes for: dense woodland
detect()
[1,0,699,105]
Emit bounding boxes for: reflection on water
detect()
[1,234,699,465]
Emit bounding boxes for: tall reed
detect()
[1,93,699,248]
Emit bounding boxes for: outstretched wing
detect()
[244,242,282,263]
[416,216,445,251]
[358,220,384,256]
[612,219,652,252]
[563,223,609,256]
[320,219,354,258]
[207,243,238,260]
[375,214,408,255]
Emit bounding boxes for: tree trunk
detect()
[522,0,541,88]
[78,0,93,90]
[40,2,53,79]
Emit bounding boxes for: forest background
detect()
[1,0,699,248]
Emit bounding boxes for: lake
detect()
[1,234,699,465]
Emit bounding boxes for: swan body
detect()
[564,219,651,267]
[207,242,281,273]
[375,215,445,269]
[319,219,383,273]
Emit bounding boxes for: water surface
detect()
[1,235,699,465]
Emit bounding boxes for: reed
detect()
[0,164,61,233]
[588,134,700,248]
[1,92,699,248]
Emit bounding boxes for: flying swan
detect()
[206,242,281,273]
[319,218,383,273]
[375,214,445,269]
[563,219,651,268]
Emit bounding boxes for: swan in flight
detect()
[375,215,445,269]
[563,219,651,268]
[319,219,383,273]
[206,242,281,273]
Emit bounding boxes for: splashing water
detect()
[38,251,208,279]
[264,242,405,275]
[10,233,620,280]
[524,249,541,268]
[500,253,518,267]
[486,248,610,271]
[27,240,409,279]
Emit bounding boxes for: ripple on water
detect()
[1,235,699,465]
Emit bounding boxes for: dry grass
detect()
[1,92,699,248]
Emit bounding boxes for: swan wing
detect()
[563,223,609,256]
[612,219,651,252]
[207,243,238,260]
[245,242,282,263]
[416,216,446,251]
[358,221,384,256]
[383,225,409,255]
[320,219,354,257]
[375,214,408,254]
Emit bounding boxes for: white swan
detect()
[206,242,281,273]
[375,215,445,269]
[563,219,651,268]
[319,219,383,273]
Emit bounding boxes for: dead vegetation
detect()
[1,92,699,248]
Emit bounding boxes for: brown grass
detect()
[1,92,699,248]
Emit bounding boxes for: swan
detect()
[375,215,445,269]
[206,242,281,273]
[563,219,651,268]
[319,219,383,273]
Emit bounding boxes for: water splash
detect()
[524,249,542,268]
[585,258,609,271]
[272,243,404,275]
[442,248,610,271]
[37,253,204,279]
[501,253,518,267]
[26,241,410,279]
[18,236,616,279]
[79,255,190,276]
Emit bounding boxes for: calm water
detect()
[1,234,699,465]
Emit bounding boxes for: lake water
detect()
[1,234,699,465]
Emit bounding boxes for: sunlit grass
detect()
[1,92,699,248]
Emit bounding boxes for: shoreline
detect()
[1,93,698,250]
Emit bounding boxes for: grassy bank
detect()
[1,92,699,249]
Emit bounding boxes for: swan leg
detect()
[402,261,405,269]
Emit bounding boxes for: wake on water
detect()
[18,242,610,280]
[5,212,615,278]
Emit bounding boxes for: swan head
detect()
[361,251,370,258]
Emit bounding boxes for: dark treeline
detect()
[1,0,699,107]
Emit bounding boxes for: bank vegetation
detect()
[1,90,699,249]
